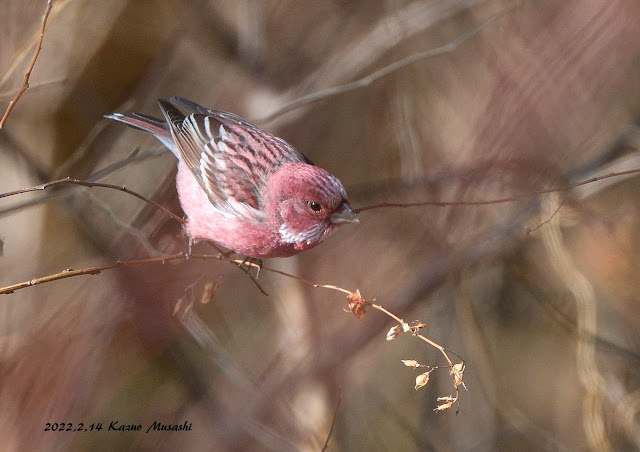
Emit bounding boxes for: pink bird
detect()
[106,97,358,258]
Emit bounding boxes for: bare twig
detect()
[0,251,342,305]
[0,252,187,294]
[526,196,567,234]
[0,0,53,129]
[0,177,184,224]
[0,146,168,217]
[369,301,404,324]
[0,252,338,297]
[354,167,640,214]
[369,300,458,374]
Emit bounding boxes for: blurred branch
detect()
[540,194,610,450]
[257,2,518,123]
[0,131,50,182]
[301,0,482,90]
[80,188,166,257]
[321,388,342,452]
[0,0,53,129]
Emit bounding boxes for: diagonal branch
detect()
[0,0,53,129]
[256,1,519,123]
[0,176,184,224]
[354,167,640,213]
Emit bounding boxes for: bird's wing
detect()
[158,98,309,222]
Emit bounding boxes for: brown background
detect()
[1,0,639,450]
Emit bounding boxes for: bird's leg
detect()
[254,259,263,279]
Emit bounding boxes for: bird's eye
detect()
[307,201,323,213]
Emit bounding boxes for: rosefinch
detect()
[106,97,358,258]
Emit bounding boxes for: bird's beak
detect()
[330,203,359,224]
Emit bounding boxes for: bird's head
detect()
[263,163,358,250]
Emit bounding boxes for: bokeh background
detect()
[1,0,640,450]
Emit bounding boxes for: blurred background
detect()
[1,0,640,450]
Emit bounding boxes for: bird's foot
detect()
[237,256,263,279]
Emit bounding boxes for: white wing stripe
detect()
[218,124,229,141]
[203,116,214,140]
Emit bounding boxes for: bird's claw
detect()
[237,256,262,279]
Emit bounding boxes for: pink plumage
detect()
[106,97,358,258]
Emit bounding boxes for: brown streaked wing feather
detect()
[158,98,308,221]
[157,99,209,191]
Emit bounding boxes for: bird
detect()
[105,97,358,259]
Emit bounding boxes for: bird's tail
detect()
[105,112,178,157]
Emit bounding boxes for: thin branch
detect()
[526,196,566,234]
[415,333,454,367]
[0,0,53,129]
[0,249,353,300]
[369,301,404,324]
[0,252,348,297]
[354,167,640,214]
[368,300,455,367]
[321,388,342,452]
[0,0,71,86]
[0,146,168,218]
[231,259,268,296]
[0,165,268,291]
[0,177,184,224]
[0,252,186,294]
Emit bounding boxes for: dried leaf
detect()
[451,362,465,387]
[434,400,454,411]
[386,325,402,340]
[201,281,219,304]
[409,321,426,334]
[401,359,420,368]
[414,372,430,390]
[434,395,456,411]
[346,290,367,319]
